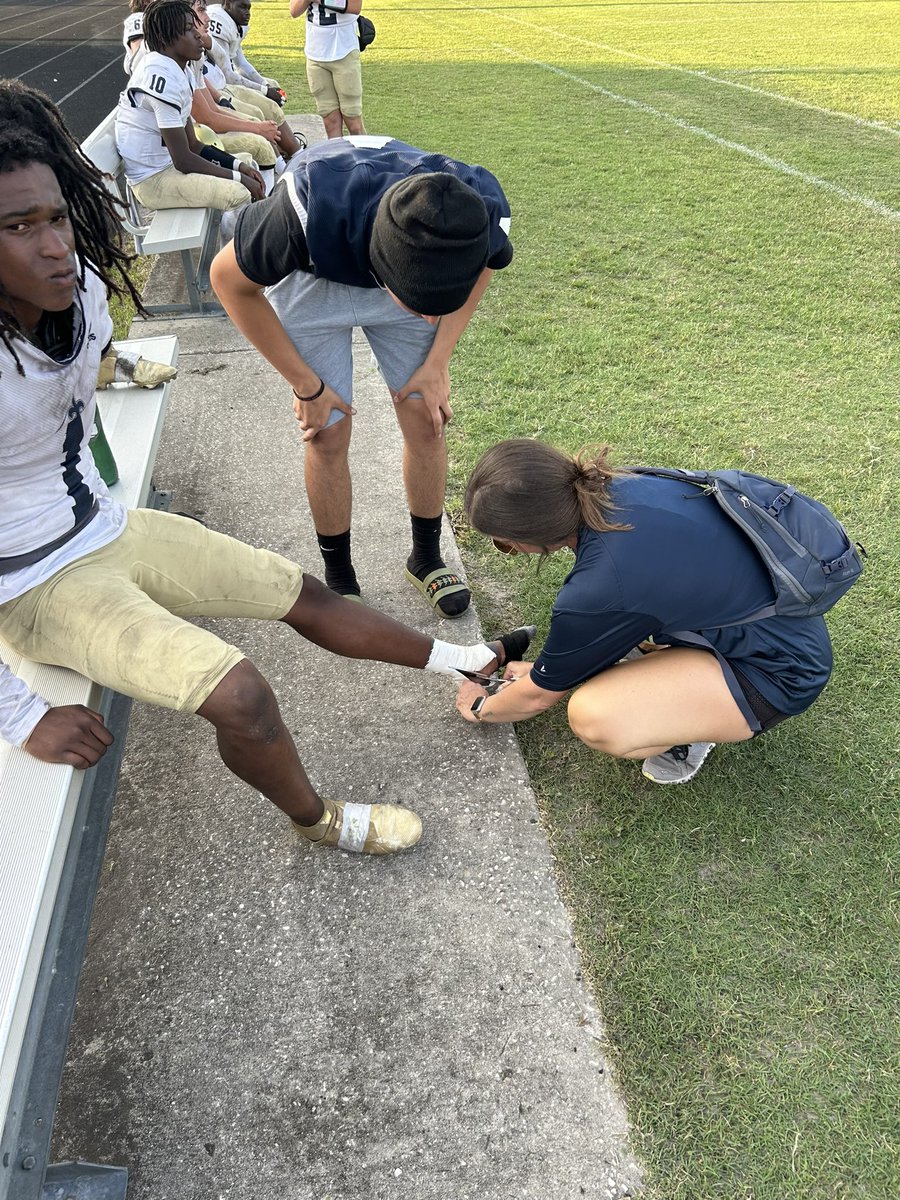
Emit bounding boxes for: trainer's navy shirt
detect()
[531,473,833,717]
[234,136,513,288]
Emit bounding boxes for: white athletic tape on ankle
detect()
[337,802,371,852]
[425,639,497,678]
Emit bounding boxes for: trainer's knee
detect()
[567,688,629,757]
[203,660,281,743]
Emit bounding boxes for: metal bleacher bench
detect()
[82,110,222,316]
[0,335,178,1200]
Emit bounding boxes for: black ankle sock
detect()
[407,513,444,576]
[316,530,360,596]
[407,513,471,617]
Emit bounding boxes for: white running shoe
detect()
[642,742,716,784]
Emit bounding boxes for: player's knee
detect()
[397,402,439,444]
[208,661,281,743]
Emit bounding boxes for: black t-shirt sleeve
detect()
[530,609,659,691]
[233,182,312,286]
[487,239,513,271]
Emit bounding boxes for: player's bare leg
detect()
[304,417,352,533]
[198,656,423,854]
[393,394,471,617]
[197,659,324,822]
[322,109,343,139]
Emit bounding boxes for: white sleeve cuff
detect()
[0,666,50,747]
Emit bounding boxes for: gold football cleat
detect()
[294,798,422,855]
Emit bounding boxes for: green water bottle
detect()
[89,408,119,486]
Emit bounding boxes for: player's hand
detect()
[24,705,114,770]
[394,361,453,438]
[265,85,283,104]
[455,680,488,723]
[292,382,354,442]
[257,120,281,145]
[238,165,266,201]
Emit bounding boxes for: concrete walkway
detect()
[52,121,642,1200]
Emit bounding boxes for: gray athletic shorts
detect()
[265,274,438,428]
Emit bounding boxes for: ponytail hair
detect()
[464,439,630,548]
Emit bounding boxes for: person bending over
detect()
[115,0,264,230]
[455,439,838,785]
[210,136,513,618]
[0,81,531,856]
[290,0,365,139]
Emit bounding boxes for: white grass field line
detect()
[486,40,900,224]
[0,7,109,60]
[473,7,900,138]
[54,53,123,107]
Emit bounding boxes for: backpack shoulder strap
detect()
[627,466,714,492]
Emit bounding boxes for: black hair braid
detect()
[0,80,146,374]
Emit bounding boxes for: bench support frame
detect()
[42,1161,128,1200]
[141,214,224,317]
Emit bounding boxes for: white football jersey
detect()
[304,3,359,63]
[0,269,124,593]
[201,49,227,92]
[207,5,267,90]
[207,5,241,64]
[116,52,195,185]
[0,270,128,744]
[122,11,143,74]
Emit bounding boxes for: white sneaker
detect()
[642,742,715,784]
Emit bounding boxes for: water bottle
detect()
[89,408,119,486]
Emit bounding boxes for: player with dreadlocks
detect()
[0,80,533,857]
[0,81,144,376]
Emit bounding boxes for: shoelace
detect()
[670,744,690,762]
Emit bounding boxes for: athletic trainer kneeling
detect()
[455,439,847,785]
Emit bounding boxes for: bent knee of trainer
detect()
[567,691,621,752]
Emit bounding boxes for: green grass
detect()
[249,5,899,1196]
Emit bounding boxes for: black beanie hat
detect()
[369,173,491,316]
